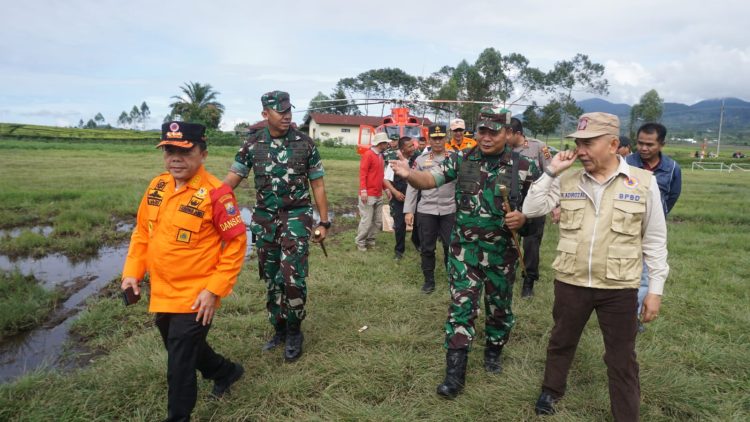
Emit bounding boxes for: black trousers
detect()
[417,212,455,281]
[542,281,640,422]
[391,199,406,255]
[522,216,546,281]
[155,313,235,422]
[411,214,421,251]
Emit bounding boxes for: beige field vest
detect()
[553,166,652,289]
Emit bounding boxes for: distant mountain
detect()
[577,98,631,116]
[574,97,750,140]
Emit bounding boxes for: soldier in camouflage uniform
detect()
[382,133,400,165]
[224,91,330,362]
[391,107,539,399]
[384,136,418,259]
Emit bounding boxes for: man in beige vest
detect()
[523,112,668,421]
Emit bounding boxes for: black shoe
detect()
[436,349,468,399]
[211,363,244,398]
[284,327,304,362]
[262,328,286,352]
[534,391,559,415]
[521,278,535,298]
[421,279,435,294]
[394,253,403,260]
[484,344,503,374]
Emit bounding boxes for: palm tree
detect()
[168,82,225,129]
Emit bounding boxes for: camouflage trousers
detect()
[257,234,310,329]
[444,251,517,350]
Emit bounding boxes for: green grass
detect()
[0,272,59,340]
[0,141,748,420]
[0,139,359,258]
[0,123,158,142]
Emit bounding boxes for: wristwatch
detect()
[318,221,332,229]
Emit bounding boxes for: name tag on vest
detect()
[560,191,586,199]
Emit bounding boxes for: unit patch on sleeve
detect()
[210,184,246,241]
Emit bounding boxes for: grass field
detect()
[0,123,159,142]
[0,138,748,421]
[0,272,59,340]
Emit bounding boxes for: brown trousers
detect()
[542,280,640,422]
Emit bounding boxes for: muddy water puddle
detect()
[0,245,129,383]
[0,225,54,239]
[0,209,352,383]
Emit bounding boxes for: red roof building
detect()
[303,113,432,145]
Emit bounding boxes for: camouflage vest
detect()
[250,128,313,210]
[457,146,521,211]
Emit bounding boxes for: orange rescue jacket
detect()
[123,166,247,313]
[446,137,477,152]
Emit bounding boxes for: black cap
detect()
[428,124,448,138]
[157,121,207,149]
[463,129,474,139]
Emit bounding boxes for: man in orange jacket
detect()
[446,118,477,152]
[121,122,247,422]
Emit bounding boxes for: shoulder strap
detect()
[510,151,521,210]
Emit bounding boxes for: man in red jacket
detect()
[355,132,389,251]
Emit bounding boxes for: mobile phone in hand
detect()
[122,286,140,306]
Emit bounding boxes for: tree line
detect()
[309,49,609,135]
[117,102,151,130]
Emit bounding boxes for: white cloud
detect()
[2,0,750,128]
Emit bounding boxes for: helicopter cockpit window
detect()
[385,126,400,139]
[403,126,422,138]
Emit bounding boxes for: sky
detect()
[1,0,749,130]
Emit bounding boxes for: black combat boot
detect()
[421,274,435,294]
[521,277,535,298]
[534,390,559,415]
[484,343,503,374]
[284,323,304,362]
[436,349,468,399]
[262,321,286,352]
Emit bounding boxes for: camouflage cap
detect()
[476,106,512,131]
[566,112,619,139]
[261,90,294,112]
[156,121,207,149]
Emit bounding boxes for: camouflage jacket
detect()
[430,145,539,258]
[230,128,325,240]
[383,147,399,166]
